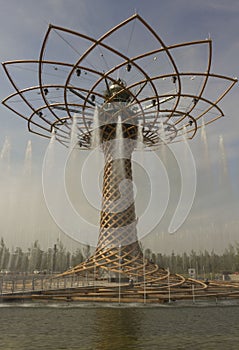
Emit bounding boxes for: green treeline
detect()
[144,244,239,277]
[0,237,239,276]
[0,238,89,274]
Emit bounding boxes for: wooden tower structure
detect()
[2,14,237,291]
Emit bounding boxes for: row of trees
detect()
[0,237,239,276]
[0,238,90,274]
[144,244,239,277]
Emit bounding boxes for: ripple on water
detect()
[0,303,239,349]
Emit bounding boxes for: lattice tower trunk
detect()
[95,123,143,266]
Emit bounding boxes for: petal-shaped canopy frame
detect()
[2,14,237,149]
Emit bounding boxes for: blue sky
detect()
[0,0,238,253]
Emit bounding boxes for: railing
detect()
[0,274,98,295]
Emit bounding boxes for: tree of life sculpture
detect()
[2,14,237,292]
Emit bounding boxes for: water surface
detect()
[0,302,239,349]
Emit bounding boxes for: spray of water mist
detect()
[137,123,144,150]
[23,140,32,176]
[200,117,210,169]
[0,122,238,257]
[70,115,79,151]
[91,106,101,148]
[114,115,126,180]
[219,135,228,180]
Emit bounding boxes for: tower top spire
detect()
[104,79,131,103]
